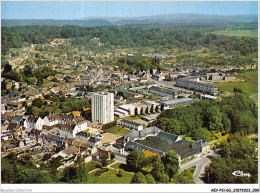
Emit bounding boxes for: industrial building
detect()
[120,119,143,131]
[116,127,210,162]
[149,86,177,98]
[161,98,195,109]
[176,77,218,95]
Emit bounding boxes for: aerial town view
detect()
[1,1,258,192]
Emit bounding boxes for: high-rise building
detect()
[91,92,114,124]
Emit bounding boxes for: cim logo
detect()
[232,170,250,177]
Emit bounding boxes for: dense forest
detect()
[2,24,258,67]
[2,153,88,184]
[205,133,258,183]
[117,55,162,73]
[151,94,257,141]
[150,94,258,183]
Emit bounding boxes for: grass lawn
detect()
[124,116,141,121]
[210,29,258,38]
[87,168,134,184]
[85,161,102,173]
[110,163,122,170]
[215,71,258,103]
[110,163,134,173]
[105,126,131,136]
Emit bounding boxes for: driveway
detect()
[114,154,126,163]
[180,150,218,184]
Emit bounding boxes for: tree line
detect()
[127,150,194,184]
[150,94,257,141]
[205,133,258,183]
[2,25,257,58]
[24,95,91,119]
[2,63,55,87]
[2,152,88,184]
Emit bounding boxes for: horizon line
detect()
[2,12,258,20]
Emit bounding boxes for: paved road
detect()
[180,150,218,184]
[114,154,126,163]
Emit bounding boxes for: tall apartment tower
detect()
[91,92,114,124]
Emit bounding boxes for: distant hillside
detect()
[86,14,258,25]
[1,19,113,27]
[2,14,258,27]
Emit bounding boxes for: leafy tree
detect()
[155,95,257,137]
[36,76,44,86]
[156,118,182,135]
[75,155,86,181]
[206,132,258,184]
[145,174,156,184]
[16,169,53,183]
[42,153,52,161]
[150,161,169,183]
[206,106,223,131]
[22,101,27,108]
[62,166,77,183]
[1,168,15,183]
[24,65,33,77]
[28,77,37,85]
[144,155,161,167]
[221,134,257,160]
[175,170,195,184]
[101,156,107,167]
[3,62,12,74]
[221,113,231,133]
[5,70,22,82]
[161,151,179,179]
[131,172,147,184]
[126,150,146,171]
[192,127,212,141]
[35,53,41,58]
[32,98,43,108]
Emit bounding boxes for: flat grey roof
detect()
[136,137,200,160]
[201,94,218,100]
[121,119,142,126]
[162,98,194,105]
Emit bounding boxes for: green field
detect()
[85,161,101,173]
[87,168,134,184]
[105,126,131,136]
[215,71,258,103]
[110,163,123,170]
[211,29,258,38]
